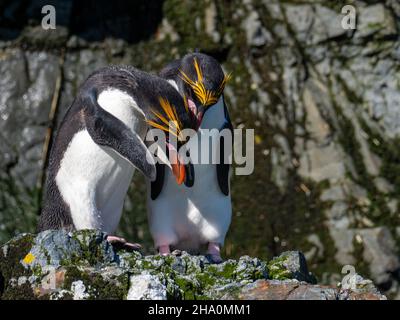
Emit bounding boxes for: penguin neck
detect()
[199,97,225,130]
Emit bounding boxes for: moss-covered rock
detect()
[267,251,317,283]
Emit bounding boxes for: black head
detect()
[146,96,194,146]
[160,53,231,129]
[146,94,196,186]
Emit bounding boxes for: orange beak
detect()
[168,145,186,185]
[171,161,185,185]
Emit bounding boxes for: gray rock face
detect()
[0,230,386,300]
[356,4,397,39]
[242,11,271,47]
[0,49,59,187]
[358,228,400,285]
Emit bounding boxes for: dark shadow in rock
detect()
[380,268,400,293]
[0,0,73,41]
[201,47,230,64]
[0,0,164,43]
[377,279,393,293]
[69,0,164,43]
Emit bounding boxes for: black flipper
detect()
[151,162,165,200]
[84,88,156,181]
[217,102,233,196]
[184,162,195,187]
[151,144,195,200]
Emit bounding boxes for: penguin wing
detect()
[83,90,156,181]
[184,162,195,187]
[217,104,233,196]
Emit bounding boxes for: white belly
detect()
[56,130,134,233]
[56,88,147,233]
[147,98,232,250]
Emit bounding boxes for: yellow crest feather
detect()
[178,58,231,107]
[146,97,183,139]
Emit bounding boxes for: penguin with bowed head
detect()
[38,65,196,250]
[147,53,233,263]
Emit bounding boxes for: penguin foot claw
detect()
[106,235,141,251]
[106,235,127,244]
[205,254,223,264]
[123,242,142,251]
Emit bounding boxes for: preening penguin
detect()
[147,53,233,262]
[38,65,195,249]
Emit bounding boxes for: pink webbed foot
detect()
[206,242,223,264]
[106,235,141,251]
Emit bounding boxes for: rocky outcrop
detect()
[0,230,385,300]
[1,0,400,298]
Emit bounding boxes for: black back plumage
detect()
[81,65,194,130]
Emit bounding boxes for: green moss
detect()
[163,0,222,52]
[1,282,36,300]
[360,120,400,198]
[173,275,203,300]
[31,264,43,278]
[195,271,220,289]
[0,234,35,280]
[205,261,236,279]
[63,265,129,300]
[338,78,364,105]
[267,256,292,280]
[357,119,400,248]
[0,174,39,244]
[119,251,143,270]
[328,77,393,227]
[0,234,36,299]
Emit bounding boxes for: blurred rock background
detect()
[0,0,399,298]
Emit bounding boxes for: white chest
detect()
[56,88,147,233]
[147,97,232,248]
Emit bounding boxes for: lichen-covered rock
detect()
[127,274,167,300]
[0,230,385,300]
[338,272,385,300]
[267,251,317,284]
[22,229,116,271]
